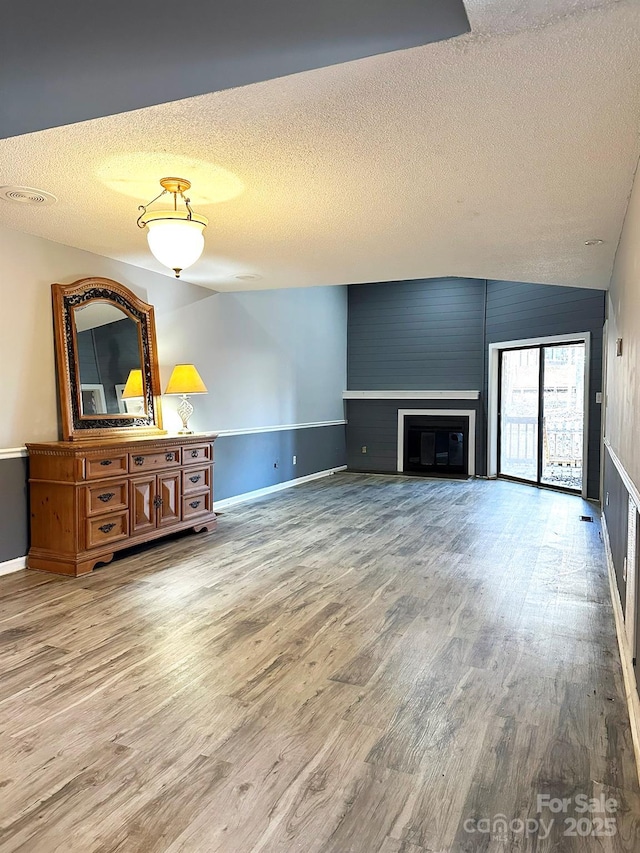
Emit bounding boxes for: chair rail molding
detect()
[216,419,346,437]
[0,422,346,459]
[0,447,28,460]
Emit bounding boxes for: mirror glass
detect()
[73,302,145,417]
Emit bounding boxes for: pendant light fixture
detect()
[137,177,208,278]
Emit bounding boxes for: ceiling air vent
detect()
[0,185,57,206]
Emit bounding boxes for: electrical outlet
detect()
[595,391,602,404]
[361,445,367,454]
[292,455,297,465]
[273,460,278,469]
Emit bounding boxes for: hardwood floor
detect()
[1,473,639,852]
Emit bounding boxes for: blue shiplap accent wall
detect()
[346,398,482,474]
[347,277,605,499]
[485,280,605,498]
[348,277,485,390]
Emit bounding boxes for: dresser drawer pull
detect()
[191,449,199,458]
[97,492,115,503]
[134,456,145,466]
[99,459,113,467]
[165,453,174,461]
[189,474,201,484]
[153,495,163,508]
[189,500,201,509]
[98,523,116,534]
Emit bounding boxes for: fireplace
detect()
[399,411,474,478]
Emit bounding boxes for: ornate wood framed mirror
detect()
[52,277,165,440]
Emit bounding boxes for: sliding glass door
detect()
[499,347,540,482]
[498,342,585,493]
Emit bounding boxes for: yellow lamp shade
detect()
[121,369,144,399]
[164,364,208,395]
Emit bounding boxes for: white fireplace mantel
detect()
[343,390,480,400]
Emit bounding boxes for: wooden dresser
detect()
[26,433,217,576]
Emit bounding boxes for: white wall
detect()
[606,162,640,488]
[154,285,346,434]
[0,225,347,448]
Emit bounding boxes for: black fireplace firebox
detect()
[403,415,468,477]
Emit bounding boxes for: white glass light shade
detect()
[145,211,207,276]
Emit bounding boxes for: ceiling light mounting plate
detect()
[159,177,191,194]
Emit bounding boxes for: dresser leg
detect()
[192,520,217,534]
[27,552,114,576]
[77,553,114,575]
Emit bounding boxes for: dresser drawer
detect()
[85,454,128,480]
[129,448,180,472]
[182,466,211,495]
[86,511,129,549]
[182,445,212,465]
[86,481,128,516]
[182,491,212,520]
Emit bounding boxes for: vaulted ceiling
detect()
[1,0,638,291]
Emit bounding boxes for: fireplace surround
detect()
[397,408,476,478]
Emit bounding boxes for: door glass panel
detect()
[541,343,584,491]
[500,348,540,482]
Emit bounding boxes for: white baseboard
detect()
[214,466,347,510]
[0,555,27,577]
[601,514,640,788]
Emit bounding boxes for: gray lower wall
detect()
[603,448,629,615]
[214,425,346,501]
[346,399,482,474]
[347,278,605,499]
[0,424,346,564]
[0,457,29,563]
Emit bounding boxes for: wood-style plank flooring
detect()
[1,473,639,852]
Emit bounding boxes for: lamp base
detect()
[176,395,194,434]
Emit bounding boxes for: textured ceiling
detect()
[0,0,639,292]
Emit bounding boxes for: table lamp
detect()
[121,368,145,414]
[164,364,208,434]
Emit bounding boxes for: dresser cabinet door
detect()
[131,476,156,535]
[157,473,181,528]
